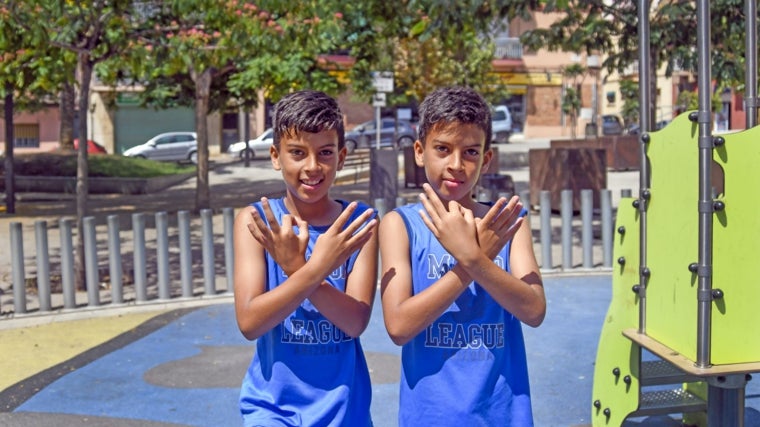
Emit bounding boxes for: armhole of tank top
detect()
[395,208,414,246]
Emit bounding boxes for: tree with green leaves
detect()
[1,3,77,213]
[519,0,750,128]
[342,0,541,107]
[114,0,346,210]
[562,63,586,140]
[6,0,151,289]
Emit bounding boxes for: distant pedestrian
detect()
[233,89,378,426]
[379,86,546,426]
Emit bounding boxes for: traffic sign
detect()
[371,71,394,93]
[372,93,386,107]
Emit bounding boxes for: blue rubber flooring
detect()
[5,274,760,426]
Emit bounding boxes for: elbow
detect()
[384,323,414,346]
[237,319,265,341]
[389,334,412,346]
[523,305,547,328]
[343,307,372,338]
[524,315,545,328]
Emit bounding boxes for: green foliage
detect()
[1,153,195,178]
[342,0,523,105]
[619,79,639,126]
[519,0,750,91]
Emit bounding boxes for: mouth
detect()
[300,177,324,189]
[442,178,464,189]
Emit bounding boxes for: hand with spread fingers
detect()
[310,202,378,275]
[247,197,309,276]
[475,195,525,260]
[417,183,481,263]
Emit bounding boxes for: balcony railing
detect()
[494,38,523,60]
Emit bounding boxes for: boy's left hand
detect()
[475,196,525,260]
[247,197,309,275]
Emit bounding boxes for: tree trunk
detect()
[193,68,212,210]
[4,85,15,214]
[60,83,76,150]
[75,54,94,291]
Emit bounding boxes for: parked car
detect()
[492,105,513,143]
[73,138,107,155]
[123,131,198,164]
[601,114,624,135]
[344,118,416,151]
[227,128,274,159]
[626,120,671,135]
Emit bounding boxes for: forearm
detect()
[236,262,331,340]
[458,253,546,327]
[308,284,372,338]
[384,266,471,345]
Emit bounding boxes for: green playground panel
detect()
[645,113,700,361]
[711,124,760,364]
[641,112,760,365]
[591,199,641,426]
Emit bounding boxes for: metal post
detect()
[746,0,758,128]
[374,198,387,218]
[539,191,553,270]
[695,0,713,370]
[156,211,170,300]
[601,189,613,268]
[201,209,215,296]
[637,0,652,334]
[107,215,123,304]
[83,216,100,307]
[34,220,51,312]
[10,222,26,314]
[132,213,147,302]
[224,207,235,293]
[561,189,573,269]
[581,189,593,269]
[178,210,193,298]
[60,218,76,309]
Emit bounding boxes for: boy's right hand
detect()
[247,197,309,276]
[309,202,377,274]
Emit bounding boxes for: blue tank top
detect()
[239,198,374,427]
[395,202,533,426]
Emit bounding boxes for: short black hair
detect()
[272,90,344,149]
[417,86,492,150]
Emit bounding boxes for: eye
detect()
[434,145,449,153]
[465,148,481,157]
[289,149,305,157]
[319,149,335,157]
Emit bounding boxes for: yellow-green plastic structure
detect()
[591,113,760,425]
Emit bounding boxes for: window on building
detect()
[14,124,40,148]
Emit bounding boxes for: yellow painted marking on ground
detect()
[0,310,165,391]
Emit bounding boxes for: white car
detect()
[123,131,198,163]
[227,128,274,159]
[491,105,513,143]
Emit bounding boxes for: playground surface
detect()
[2,273,760,427]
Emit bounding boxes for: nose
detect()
[304,153,320,172]
[448,151,464,171]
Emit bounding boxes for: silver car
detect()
[123,131,198,163]
[227,128,274,159]
[345,118,417,152]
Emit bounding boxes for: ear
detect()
[480,148,493,173]
[270,145,282,171]
[413,140,424,167]
[337,146,348,171]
